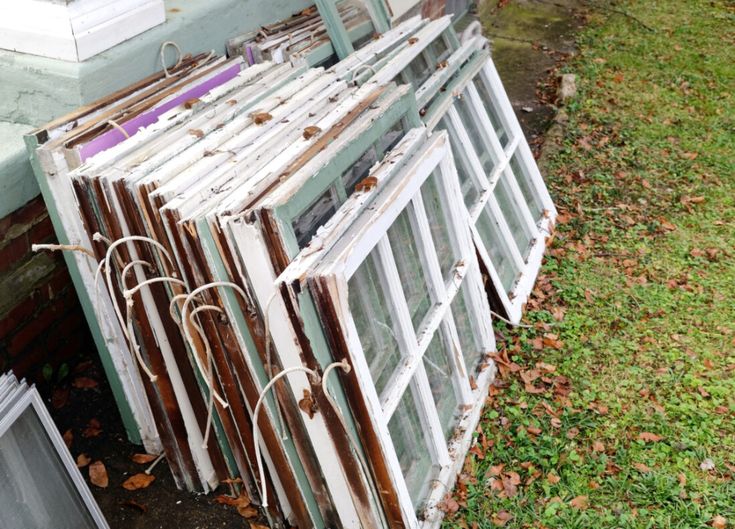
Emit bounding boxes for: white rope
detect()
[102,235,180,382]
[351,63,377,84]
[31,242,96,258]
[490,310,534,329]
[188,304,227,449]
[106,119,130,139]
[261,292,287,441]
[252,366,322,507]
[160,41,183,78]
[180,282,254,409]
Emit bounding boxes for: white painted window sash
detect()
[296,132,495,525]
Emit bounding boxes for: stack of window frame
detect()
[227,1,376,67]
[24,14,558,529]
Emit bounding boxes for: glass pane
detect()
[473,79,510,148]
[451,280,483,373]
[387,208,432,331]
[430,35,451,63]
[342,145,378,196]
[495,171,533,257]
[388,387,437,509]
[292,185,341,249]
[509,151,544,221]
[437,117,480,209]
[420,170,458,282]
[406,52,433,88]
[348,249,403,395]
[475,204,520,293]
[377,119,406,156]
[454,91,497,176]
[423,332,460,441]
[0,407,98,529]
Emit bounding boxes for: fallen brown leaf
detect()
[492,510,512,526]
[298,389,316,419]
[633,462,651,472]
[252,112,273,125]
[51,387,69,409]
[76,453,91,468]
[638,432,663,442]
[302,125,321,139]
[592,440,605,452]
[122,499,147,513]
[72,377,98,389]
[89,461,108,488]
[547,473,561,484]
[83,418,102,438]
[711,515,727,529]
[569,495,589,510]
[63,429,73,449]
[131,453,158,464]
[122,473,155,491]
[215,494,258,518]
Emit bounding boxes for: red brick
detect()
[10,196,48,228]
[27,216,56,245]
[0,295,38,340]
[7,296,71,356]
[0,233,30,274]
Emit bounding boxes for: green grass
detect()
[444,1,735,527]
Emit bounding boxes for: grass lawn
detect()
[443,1,735,527]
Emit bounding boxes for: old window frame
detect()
[0,378,110,529]
[280,131,496,527]
[416,38,557,323]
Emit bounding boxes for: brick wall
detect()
[0,197,93,382]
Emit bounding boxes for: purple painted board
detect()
[79,64,242,161]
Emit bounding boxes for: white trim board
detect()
[0,0,165,61]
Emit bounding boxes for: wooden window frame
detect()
[414,37,558,323]
[279,131,496,528]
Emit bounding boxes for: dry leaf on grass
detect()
[131,453,158,464]
[547,473,561,484]
[592,440,605,452]
[122,473,155,491]
[569,495,589,510]
[89,461,108,488]
[82,418,102,438]
[633,462,652,472]
[711,516,727,529]
[638,432,663,442]
[76,453,91,468]
[492,510,512,526]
